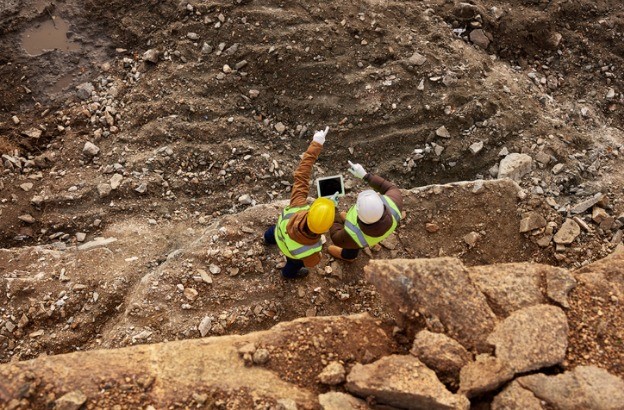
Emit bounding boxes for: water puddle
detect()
[21,16,80,55]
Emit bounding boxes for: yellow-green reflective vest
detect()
[275,205,323,260]
[344,195,401,248]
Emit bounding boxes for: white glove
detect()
[348,160,367,179]
[329,191,340,205]
[312,126,329,145]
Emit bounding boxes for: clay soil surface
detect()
[1,0,623,390]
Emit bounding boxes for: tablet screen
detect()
[317,176,344,197]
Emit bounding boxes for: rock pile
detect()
[2,250,623,408]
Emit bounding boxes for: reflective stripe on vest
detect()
[275,205,323,259]
[344,195,401,248]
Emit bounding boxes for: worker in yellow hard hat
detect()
[264,126,335,279]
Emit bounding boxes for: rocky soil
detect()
[1,0,623,408]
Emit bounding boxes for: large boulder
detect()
[468,264,545,315]
[468,263,575,314]
[491,380,544,410]
[516,366,624,410]
[318,392,370,410]
[365,258,497,351]
[345,355,470,410]
[486,304,568,373]
[411,330,471,387]
[458,354,514,398]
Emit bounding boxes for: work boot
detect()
[282,268,309,279]
[328,245,356,262]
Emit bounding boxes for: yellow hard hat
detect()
[307,197,335,234]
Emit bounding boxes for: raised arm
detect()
[290,127,328,207]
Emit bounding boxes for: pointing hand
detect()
[348,160,367,179]
[312,126,329,145]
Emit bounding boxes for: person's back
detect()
[329,161,402,261]
[263,127,335,278]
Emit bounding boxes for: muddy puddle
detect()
[21,16,80,55]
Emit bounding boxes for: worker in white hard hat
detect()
[328,161,403,261]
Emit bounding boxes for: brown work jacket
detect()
[283,141,323,267]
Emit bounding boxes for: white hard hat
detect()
[356,190,384,224]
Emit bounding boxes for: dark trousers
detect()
[264,225,305,278]
[341,248,360,260]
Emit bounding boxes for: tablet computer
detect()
[315,175,345,198]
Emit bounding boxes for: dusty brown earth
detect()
[1,0,623,407]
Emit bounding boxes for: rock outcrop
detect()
[411,330,471,387]
[0,314,392,409]
[486,304,568,373]
[345,355,470,410]
[365,258,497,352]
[513,366,624,410]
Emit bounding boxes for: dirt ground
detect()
[1,0,623,403]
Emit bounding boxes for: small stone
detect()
[22,127,42,139]
[249,89,260,98]
[18,214,36,224]
[318,362,346,385]
[184,287,199,301]
[187,32,200,40]
[55,390,87,410]
[83,141,100,157]
[201,42,213,54]
[238,342,256,356]
[198,316,212,337]
[11,115,20,125]
[4,321,16,333]
[142,49,160,63]
[76,232,87,242]
[469,141,484,155]
[135,183,147,194]
[76,82,94,100]
[235,60,248,70]
[426,223,440,233]
[591,207,608,224]
[470,29,491,49]
[472,180,485,194]
[606,88,616,99]
[275,122,286,133]
[407,51,427,66]
[253,348,270,365]
[464,231,480,247]
[553,219,581,245]
[110,174,123,190]
[498,153,532,181]
[436,126,451,139]
[20,182,34,192]
[570,193,604,215]
[209,264,221,274]
[238,194,252,205]
[222,64,232,74]
[97,183,112,198]
[552,163,565,175]
[536,235,553,248]
[519,212,547,233]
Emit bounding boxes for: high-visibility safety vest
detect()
[274,205,323,260]
[344,195,401,248]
